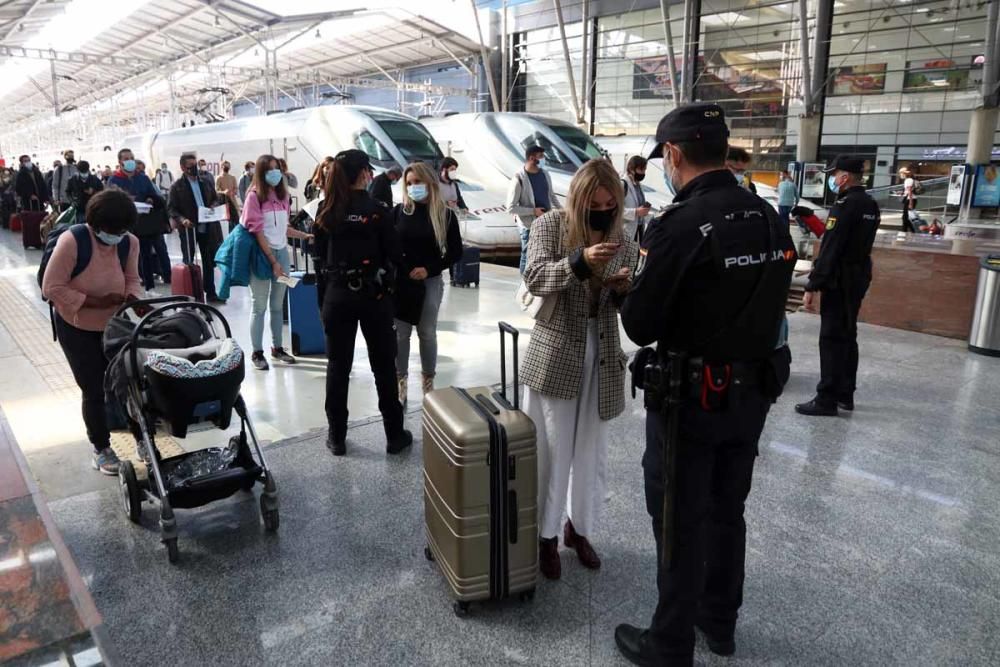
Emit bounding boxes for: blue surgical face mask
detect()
[828,175,840,194]
[96,231,124,246]
[123,159,136,173]
[265,169,283,187]
[662,168,677,198]
[732,170,746,183]
[536,158,546,169]
[407,183,429,202]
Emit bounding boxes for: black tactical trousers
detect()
[816,279,868,405]
[322,288,404,441]
[641,393,770,663]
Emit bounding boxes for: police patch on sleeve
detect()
[636,247,649,276]
[825,216,837,231]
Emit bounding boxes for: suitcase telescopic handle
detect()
[498,322,519,409]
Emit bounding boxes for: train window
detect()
[355,131,394,166]
[494,115,575,174]
[545,123,605,163]
[374,120,443,164]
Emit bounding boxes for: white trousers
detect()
[523,319,609,540]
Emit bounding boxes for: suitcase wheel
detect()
[519,589,535,603]
[424,546,435,562]
[453,600,471,617]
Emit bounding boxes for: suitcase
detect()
[422,322,537,616]
[20,210,47,249]
[450,245,480,288]
[9,213,21,232]
[287,246,324,356]
[171,227,205,302]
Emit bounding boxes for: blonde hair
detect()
[563,158,625,250]
[402,161,449,255]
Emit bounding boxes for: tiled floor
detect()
[3,226,1000,664]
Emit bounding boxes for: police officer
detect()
[795,156,880,416]
[615,104,795,666]
[312,149,413,456]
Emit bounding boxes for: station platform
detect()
[1,227,999,665]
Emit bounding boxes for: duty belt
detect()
[324,268,378,292]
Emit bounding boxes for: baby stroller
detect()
[104,296,278,564]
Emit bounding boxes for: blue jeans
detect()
[519,226,530,274]
[249,246,291,352]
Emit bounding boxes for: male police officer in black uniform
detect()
[795,156,880,417]
[615,104,795,666]
[312,149,413,456]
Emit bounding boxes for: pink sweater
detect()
[41,227,142,332]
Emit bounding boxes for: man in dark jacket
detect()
[15,155,50,210]
[65,160,104,223]
[369,165,401,207]
[168,152,225,303]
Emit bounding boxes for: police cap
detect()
[335,149,373,173]
[823,155,864,175]
[648,104,730,159]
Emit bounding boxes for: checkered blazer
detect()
[520,210,638,421]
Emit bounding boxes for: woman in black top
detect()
[312,149,412,457]
[393,161,463,404]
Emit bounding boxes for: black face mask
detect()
[65,156,75,164]
[633,172,645,182]
[588,207,616,232]
[185,165,198,177]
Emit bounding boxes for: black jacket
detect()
[15,167,50,207]
[622,169,795,362]
[312,189,402,288]
[392,203,463,278]
[66,174,104,212]
[806,185,880,292]
[369,173,394,208]
[167,175,223,245]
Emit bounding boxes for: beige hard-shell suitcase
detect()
[422,322,538,616]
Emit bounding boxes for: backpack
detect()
[912,179,923,195]
[38,224,131,340]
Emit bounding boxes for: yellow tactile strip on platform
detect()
[110,431,185,481]
[0,278,81,393]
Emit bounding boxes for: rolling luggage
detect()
[422,322,537,616]
[20,207,47,249]
[287,245,324,356]
[450,245,480,288]
[9,213,21,232]
[171,226,205,303]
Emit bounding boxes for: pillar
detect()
[797,114,821,162]
[961,107,999,220]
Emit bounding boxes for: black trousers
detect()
[642,393,770,663]
[55,316,110,453]
[138,234,171,290]
[816,279,869,405]
[322,288,404,441]
[179,228,219,299]
[901,200,917,233]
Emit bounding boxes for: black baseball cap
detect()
[335,149,373,172]
[824,155,864,174]
[648,103,730,159]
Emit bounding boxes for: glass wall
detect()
[513,0,997,185]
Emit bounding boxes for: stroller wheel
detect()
[119,461,142,524]
[260,495,279,532]
[165,537,179,564]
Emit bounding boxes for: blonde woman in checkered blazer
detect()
[521,158,638,580]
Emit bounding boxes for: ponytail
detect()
[316,161,353,229]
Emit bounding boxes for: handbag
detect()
[133,207,170,238]
[516,281,556,322]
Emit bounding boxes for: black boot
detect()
[386,429,413,455]
[794,398,838,416]
[326,426,346,456]
[614,625,659,667]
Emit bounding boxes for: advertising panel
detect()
[801,163,827,198]
[828,64,887,95]
[971,164,1000,208]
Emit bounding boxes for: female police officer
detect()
[312,149,413,457]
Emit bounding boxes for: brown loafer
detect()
[564,519,601,570]
[539,537,561,580]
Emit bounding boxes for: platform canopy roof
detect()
[0,0,486,143]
